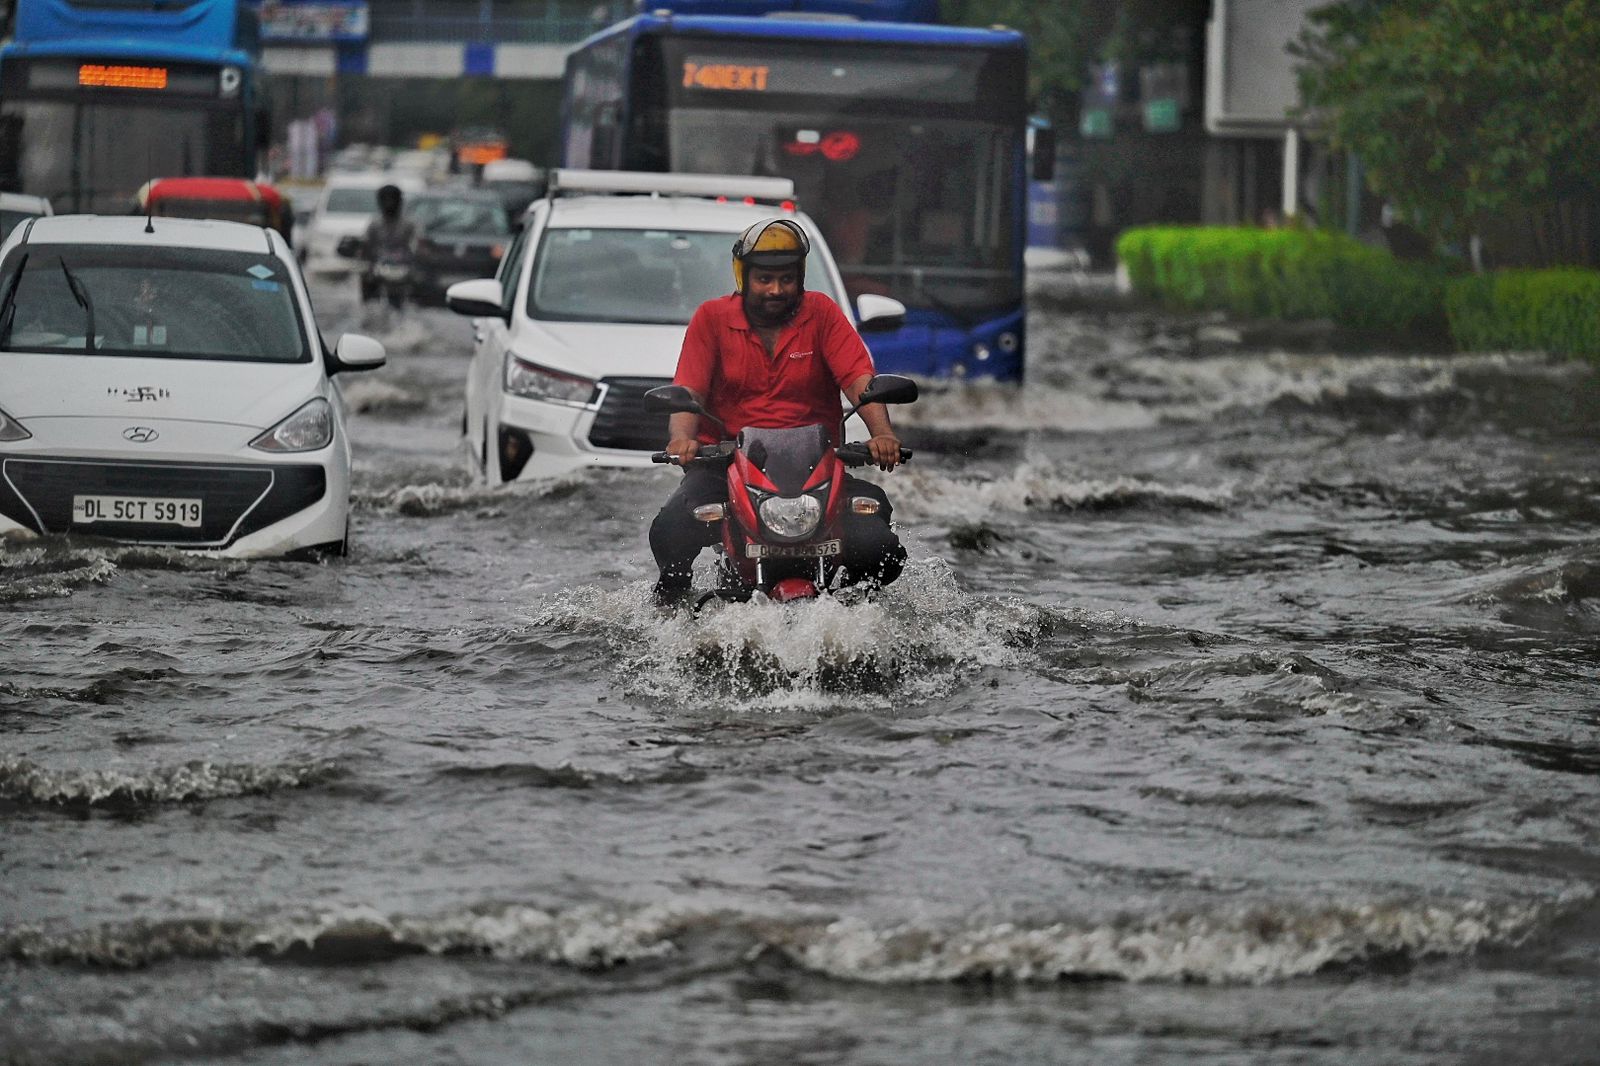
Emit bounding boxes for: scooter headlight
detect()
[757,493,822,539]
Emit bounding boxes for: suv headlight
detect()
[504,353,596,406]
[757,493,822,539]
[0,405,31,442]
[250,397,333,452]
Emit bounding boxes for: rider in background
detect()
[360,184,418,308]
[649,217,906,604]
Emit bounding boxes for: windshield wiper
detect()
[0,253,28,350]
[58,256,96,351]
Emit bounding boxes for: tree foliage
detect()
[940,0,1091,118]
[939,0,1206,120]
[1295,0,1600,250]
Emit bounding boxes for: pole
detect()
[1282,126,1299,220]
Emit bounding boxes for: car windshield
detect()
[408,196,509,237]
[529,226,835,325]
[324,188,380,214]
[0,244,310,362]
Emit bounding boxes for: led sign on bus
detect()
[682,62,769,92]
[675,50,984,104]
[79,64,169,90]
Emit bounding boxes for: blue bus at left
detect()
[0,0,265,213]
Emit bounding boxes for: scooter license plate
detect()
[746,539,841,559]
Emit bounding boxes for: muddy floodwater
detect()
[3,269,1598,1065]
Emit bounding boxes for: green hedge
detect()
[1116,226,1446,336]
[1445,269,1600,361]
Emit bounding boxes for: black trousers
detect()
[650,463,906,591]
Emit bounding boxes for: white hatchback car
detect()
[0,214,386,557]
[446,170,904,482]
[300,171,424,276]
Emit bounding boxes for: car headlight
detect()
[757,493,822,539]
[504,353,596,406]
[0,404,31,442]
[250,397,333,452]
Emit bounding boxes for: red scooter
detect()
[647,374,917,607]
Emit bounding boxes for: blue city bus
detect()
[561,0,1040,381]
[0,0,265,213]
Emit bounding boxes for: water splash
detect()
[528,558,1051,711]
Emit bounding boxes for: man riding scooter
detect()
[649,217,906,606]
[359,183,418,309]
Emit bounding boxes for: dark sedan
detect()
[404,190,510,305]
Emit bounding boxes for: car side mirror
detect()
[329,332,387,374]
[855,293,907,333]
[446,277,505,319]
[856,373,918,407]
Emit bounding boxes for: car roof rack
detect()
[547,169,796,205]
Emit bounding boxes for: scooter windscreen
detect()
[736,424,831,496]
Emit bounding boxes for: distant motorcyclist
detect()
[649,217,905,604]
[360,183,417,308]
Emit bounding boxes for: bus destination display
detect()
[677,51,981,103]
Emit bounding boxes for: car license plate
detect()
[72,494,202,528]
[746,538,841,559]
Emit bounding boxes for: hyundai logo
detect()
[122,426,159,443]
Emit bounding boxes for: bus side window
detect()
[591,105,620,170]
[0,117,20,190]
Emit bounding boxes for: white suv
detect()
[446,170,904,482]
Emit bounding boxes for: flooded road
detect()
[3,269,1598,1064]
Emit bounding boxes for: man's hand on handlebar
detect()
[666,437,701,466]
[867,433,902,471]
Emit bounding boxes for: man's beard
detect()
[744,288,801,327]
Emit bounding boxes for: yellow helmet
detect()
[731,218,809,293]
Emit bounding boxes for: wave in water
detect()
[0,541,243,601]
[528,558,1056,710]
[0,756,342,808]
[351,471,592,517]
[5,889,1584,984]
[339,377,430,414]
[883,463,1236,523]
[905,351,1576,430]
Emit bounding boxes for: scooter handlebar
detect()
[834,442,913,467]
[651,443,735,466]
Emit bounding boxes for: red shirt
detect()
[673,291,876,445]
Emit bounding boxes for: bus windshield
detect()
[652,37,1024,316]
[667,111,1020,315]
[0,99,247,214]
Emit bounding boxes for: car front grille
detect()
[588,377,671,452]
[0,458,326,547]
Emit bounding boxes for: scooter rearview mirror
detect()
[645,385,728,433]
[644,385,705,416]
